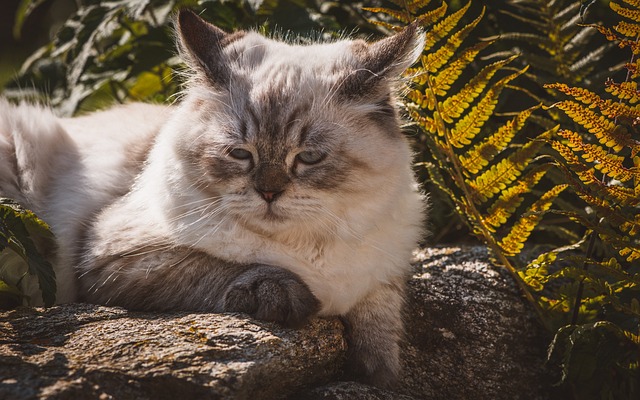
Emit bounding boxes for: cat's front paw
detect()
[222,265,320,328]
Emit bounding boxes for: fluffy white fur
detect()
[0,12,426,387]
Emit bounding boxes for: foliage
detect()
[3,0,640,398]
[7,0,377,116]
[369,1,639,399]
[0,198,56,308]
[486,0,615,90]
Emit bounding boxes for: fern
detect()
[487,0,612,90]
[372,1,639,398]
[369,1,566,327]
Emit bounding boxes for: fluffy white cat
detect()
[0,10,426,387]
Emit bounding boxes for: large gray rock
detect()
[0,246,553,399]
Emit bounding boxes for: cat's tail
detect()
[0,98,76,212]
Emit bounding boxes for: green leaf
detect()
[0,199,56,306]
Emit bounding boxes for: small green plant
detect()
[0,198,56,308]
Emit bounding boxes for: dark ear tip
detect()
[177,8,198,27]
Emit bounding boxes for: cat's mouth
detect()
[262,203,287,222]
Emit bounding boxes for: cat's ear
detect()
[341,23,425,99]
[176,9,238,87]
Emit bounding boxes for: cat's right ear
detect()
[176,9,233,88]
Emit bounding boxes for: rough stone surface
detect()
[0,246,554,399]
[0,305,346,399]
[398,246,553,400]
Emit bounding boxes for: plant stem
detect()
[570,227,598,325]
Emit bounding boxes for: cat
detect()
[0,10,426,387]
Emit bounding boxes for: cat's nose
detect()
[258,190,283,203]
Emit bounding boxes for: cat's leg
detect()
[79,246,319,327]
[342,281,405,388]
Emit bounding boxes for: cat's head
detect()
[166,10,424,236]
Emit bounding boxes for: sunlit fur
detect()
[0,15,426,387]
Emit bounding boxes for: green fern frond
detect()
[467,127,556,203]
[459,105,539,174]
[499,184,568,256]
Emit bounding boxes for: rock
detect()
[0,246,553,399]
[300,381,416,400]
[0,304,346,399]
[398,246,553,400]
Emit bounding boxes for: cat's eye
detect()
[229,148,252,160]
[296,150,326,165]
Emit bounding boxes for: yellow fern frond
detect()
[558,129,639,182]
[368,20,404,31]
[459,105,538,174]
[620,0,640,9]
[408,108,437,133]
[551,139,586,169]
[611,2,640,23]
[545,83,601,107]
[449,68,527,148]
[429,40,493,97]
[414,2,448,27]
[423,8,485,73]
[467,127,555,203]
[555,153,639,206]
[406,0,437,13]
[406,87,438,110]
[546,82,640,121]
[605,80,640,103]
[552,101,630,152]
[592,23,640,52]
[621,214,640,236]
[615,20,640,37]
[424,1,471,51]
[439,55,517,123]
[635,156,640,197]
[419,161,457,199]
[484,165,551,231]
[581,144,638,182]
[499,184,568,257]
[362,7,412,24]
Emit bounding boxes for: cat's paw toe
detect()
[223,265,319,328]
[222,284,258,315]
[254,276,319,328]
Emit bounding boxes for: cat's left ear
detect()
[176,9,240,87]
[342,23,425,98]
